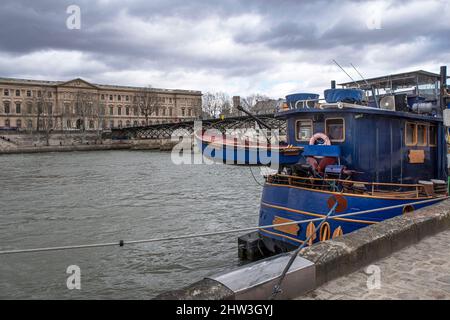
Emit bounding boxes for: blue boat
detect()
[194,130,303,166]
[257,67,450,253]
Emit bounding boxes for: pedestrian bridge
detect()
[110,114,286,140]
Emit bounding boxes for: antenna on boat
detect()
[332,59,360,88]
[350,62,380,109]
[350,63,370,86]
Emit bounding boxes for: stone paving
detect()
[299,229,450,300]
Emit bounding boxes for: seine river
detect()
[0,151,263,299]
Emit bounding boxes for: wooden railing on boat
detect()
[266,174,447,199]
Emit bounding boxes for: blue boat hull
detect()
[258,182,445,250]
[195,135,302,166]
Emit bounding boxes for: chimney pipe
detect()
[440,66,447,110]
[331,80,336,89]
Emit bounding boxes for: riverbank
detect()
[0,131,179,154]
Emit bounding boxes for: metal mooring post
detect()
[269,199,338,300]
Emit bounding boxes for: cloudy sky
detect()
[0,0,449,98]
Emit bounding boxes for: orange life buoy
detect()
[309,133,331,146]
[306,222,317,246]
[332,226,343,239]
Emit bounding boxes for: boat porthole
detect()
[319,222,331,241]
[402,205,415,215]
[332,226,344,239]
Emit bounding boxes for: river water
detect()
[0,151,263,299]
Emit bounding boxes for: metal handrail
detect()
[268,174,429,198]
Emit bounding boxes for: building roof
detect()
[338,70,448,89]
[0,76,202,95]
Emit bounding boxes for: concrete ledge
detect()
[155,199,450,300]
[299,199,450,287]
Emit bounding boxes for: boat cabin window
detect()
[417,124,427,146]
[325,118,345,142]
[405,122,417,146]
[296,119,313,141]
[429,125,437,147]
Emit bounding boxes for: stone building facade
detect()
[0,77,202,131]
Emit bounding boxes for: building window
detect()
[27,90,32,97]
[188,108,192,116]
[133,120,138,127]
[155,108,159,116]
[429,125,437,147]
[126,95,129,101]
[101,94,105,100]
[118,107,122,115]
[27,103,32,114]
[5,119,10,127]
[16,119,22,128]
[133,106,138,115]
[48,91,52,98]
[27,120,33,129]
[417,124,427,146]
[141,120,145,126]
[109,120,114,128]
[4,89,9,96]
[16,103,21,114]
[126,107,130,115]
[109,95,113,101]
[37,91,42,98]
[15,89,20,97]
[181,108,185,116]
[296,119,313,141]
[109,106,114,115]
[67,120,71,129]
[89,120,94,129]
[118,120,123,128]
[405,122,417,146]
[118,95,121,101]
[162,108,166,116]
[325,118,345,142]
[126,120,131,127]
[4,101,10,114]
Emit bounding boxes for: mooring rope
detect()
[0,197,445,255]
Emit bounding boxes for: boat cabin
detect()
[277,69,449,185]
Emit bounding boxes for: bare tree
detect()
[34,86,57,146]
[202,92,231,119]
[240,94,269,112]
[73,90,99,131]
[135,86,161,125]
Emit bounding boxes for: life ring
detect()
[309,133,331,146]
[307,133,333,173]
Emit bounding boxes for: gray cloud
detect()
[0,0,448,96]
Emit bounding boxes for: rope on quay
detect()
[0,197,445,256]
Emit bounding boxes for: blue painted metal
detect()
[303,145,341,157]
[258,184,445,248]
